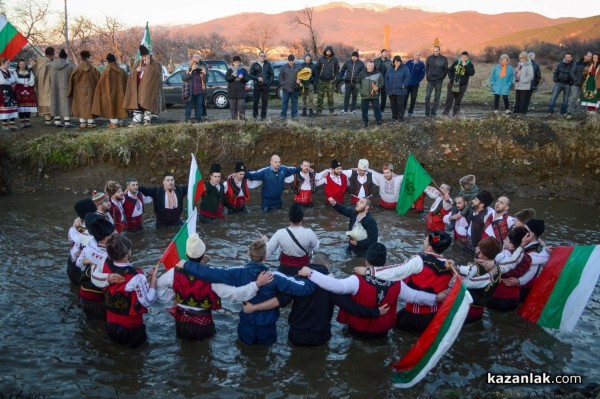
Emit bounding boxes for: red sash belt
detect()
[379,199,397,209]
[294,189,313,205]
[279,253,310,268]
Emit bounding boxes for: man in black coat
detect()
[328,196,378,256]
[139,173,188,228]
[425,45,449,117]
[248,51,274,120]
[242,252,385,346]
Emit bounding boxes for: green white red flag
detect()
[396,153,432,215]
[0,15,28,60]
[391,279,472,388]
[187,153,204,219]
[518,245,600,332]
[159,208,197,270]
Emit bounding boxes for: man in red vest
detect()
[320,159,348,205]
[123,177,153,232]
[105,180,126,233]
[481,195,515,244]
[225,161,262,214]
[298,243,439,339]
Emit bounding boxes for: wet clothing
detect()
[138,185,188,228]
[332,202,378,257]
[122,191,152,232]
[246,165,300,212]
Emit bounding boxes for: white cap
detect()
[186,233,206,259]
[357,159,369,170]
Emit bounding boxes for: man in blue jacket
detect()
[404,51,426,117]
[177,239,316,345]
[246,154,301,212]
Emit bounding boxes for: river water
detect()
[0,191,598,398]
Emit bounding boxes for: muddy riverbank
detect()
[1,114,599,203]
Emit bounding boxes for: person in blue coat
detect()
[489,54,514,114]
[246,154,301,212]
[404,51,426,116]
[384,55,410,122]
[177,239,316,345]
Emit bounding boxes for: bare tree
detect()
[290,7,320,58]
[52,14,95,64]
[238,21,279,55]
[93,15,127,63]
[7,0,52,46]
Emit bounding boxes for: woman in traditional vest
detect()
[103,234,158,349]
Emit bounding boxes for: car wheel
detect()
[277,86,284,99]
[337,81,346,95]
[213,92,229,109]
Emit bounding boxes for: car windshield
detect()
[167,71,183,84]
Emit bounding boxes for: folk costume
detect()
[424,186,453,232]
[91,54,128,127]
[199,164,234,223]
[33,53,53,121]
[14,68,37,127]
[321,160,348,205]
[581,63,600,111]
[266,225,320,276]
[368,165,404,209]
[345,159,373,204]
[108,197,126,233]
[49,49,75,127]
[138,183,188,228]
[224,162,261,213]
[481,212,515,244]
[68,57,100,127]
[67,199,97,285]
[285,167,325,207]
[455,262,500,324]
[0,67,18,130]
[487,248,532,311]
[122,190,152,232]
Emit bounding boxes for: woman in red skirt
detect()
[14,59,37,128]
[0,57,18,131]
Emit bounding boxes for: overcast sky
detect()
[5,0,600,26]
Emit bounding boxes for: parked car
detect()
[246,60,314,99]
[163,68,251,109]
[171,60,228,75]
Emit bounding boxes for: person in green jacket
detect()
[357,60,383,127]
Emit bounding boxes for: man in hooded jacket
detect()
[314,45,340,115]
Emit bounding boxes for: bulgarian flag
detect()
[518,245,600,332]
[0,15,28,60]
[159,208,197,270]
[392,279,472,388]
[134,22,153,62]
[187,153,205,219]
[396,153,432,215]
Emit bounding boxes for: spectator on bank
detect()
[68,50,100,128]
[182,52,208,123]
[404,51,425,117]
[424,46,448,117]
[357,59,383,127]
[33,47,54,125]
[339,51,365,115]
[225,55,249,120]
[547,52,574,117]
[374,49,392,112]
[14,59,37,128]
[314,45,340,115]
[513,52,534,115]
[489,53,514,114]
[524,52,542,113]
[299,53,316,117]
[279,54,302,121]
[442,51,475,117]
[580,53,600,114]
[569,51,592,116]
[384,55,410,123]
[248,51,274,121]
[91,53,128,128]
[49,49,75,128]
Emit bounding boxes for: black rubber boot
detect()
[302,108,307,117]
[309,109,315,117]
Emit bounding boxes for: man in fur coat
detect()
[123,45,164,126]
[49,49,75,127]
[33,47,55,125]
[68,50,100,128]
[91,53,128,128]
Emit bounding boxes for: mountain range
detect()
[162,2,584,53]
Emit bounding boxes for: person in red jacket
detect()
[225,161,251,213]
[103,234,158,349]
[320,159,348,205]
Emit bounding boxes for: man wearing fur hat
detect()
[338,51,365,115]
[157,233,273,340]
[105,181,126,233]
[68,199,97,285]
[355,231,453,332]
[319,159,348,205]
[481,196,515,244]
[285,159,325,207]
[139,173,188,228]
[49,49,75,127]
[328,196,378,257]
[465,189,494,254]
[33,47,55,125]
[91,53,128,128]
[368,163,403,210]
[199,164,234,223]
[225,161,261,214]
[263,203,319,276]
[68,50,100,128]
[122,177,153,232]
[345,159,373,205]
[225,55,249,120]
[300,243,439,339]
[248,51,274,120]
[445,236,501,324]
[123,45,164,126]
[245,154,300,212]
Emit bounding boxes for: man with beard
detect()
[68,50,100,128]
[374,49,392,112]
[465,190,494,254]
[225,161,261,214]
[345,159,373,205]
[481,196,515,244]
[368,163,403,210]
[327,196,378,257]
[443,195,469,243]
[105,181,126,233]
[92,53,128,128]
[320,159,348,205]
[357,60,383,127]
[315,45,340,115]
[91,191,114,225]
[285,159,325,208]
[246,154,300,212]
[425,46,448,117]
[139,173,188,228]
[122,177,153,232]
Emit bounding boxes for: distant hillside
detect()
[482,14,600,48]
[161,2,576,54]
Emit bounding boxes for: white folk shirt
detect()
[111,262,157,308]
[443,210,469,238]
[156,268,260,309]
[111,198,126,223]
[223,179,262,197]
[127,191,153,218]
[342,169,370,198]
[76,238,111,289]
[466,206,494,238]
[482,212,515,241]
[267,225,320,257]
[316,169,343,187]
[284,172,326,190]
[496,242,550,285]
[456,264,497,289]
[370,254,437,281]
[424,186,453,213]
[368,169,403,203]
[308,270,437,306]
[68,226,92,262]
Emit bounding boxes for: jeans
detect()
[443,84,468,116]
[252,84,269,118]
[403,85,420,114]
[343,82,359,112]
[185,93,204,121]
[389,94,406,120]
[568,85,582,114]
[281,90,299,118]
[547,83,571,114]
[361,98,382,123]
[425,81,443,116]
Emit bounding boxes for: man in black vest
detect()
[139,173,188,228]
[199,164,233,223]
[346,158,373,205]
[328,196,378,257]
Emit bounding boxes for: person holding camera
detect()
[181,53,208,123]
[279,54,301,121]
[225,55,250,120]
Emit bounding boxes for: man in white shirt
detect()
[368,162,403,209]
[285,159,325,207]
[344,159,374,204]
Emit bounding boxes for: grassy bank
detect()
[3,117,600,202]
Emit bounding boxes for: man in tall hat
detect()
[92,53,128,128]
[225,161,261,214]
[67,198,97,285]
[345,159,373,205]
[199,164,234,223]
[320,159,348,205]
[68,50,100,128]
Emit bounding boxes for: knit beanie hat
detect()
[478,237,501,260]
[92,191,108,206]
[186,233,206,260]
